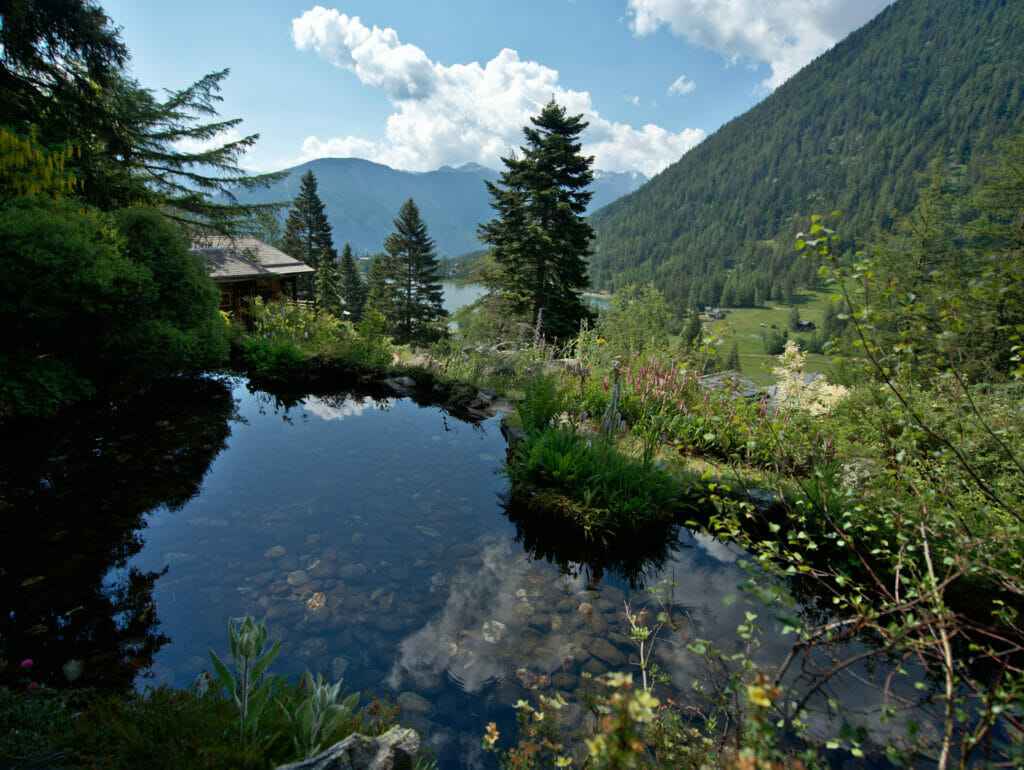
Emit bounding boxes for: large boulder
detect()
[276,726,420,770]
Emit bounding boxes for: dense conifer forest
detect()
[589,0,1024,309]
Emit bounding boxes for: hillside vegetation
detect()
[589,0,1024,309]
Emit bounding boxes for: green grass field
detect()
[703,291,838,385]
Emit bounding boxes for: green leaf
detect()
[252,639,281,681]
[773,610,801,630]
[208,649,236,699]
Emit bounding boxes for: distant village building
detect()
[795,319,817,332]
[704,306,727,320]
[191,236,314,325]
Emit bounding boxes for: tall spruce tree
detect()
[381,198,445,342]
[479,99,595,340]
[364,254,389,318]
[314,247,342,316]
[282,170,334,274]
[338,243,365,321]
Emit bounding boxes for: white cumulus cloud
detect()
[291,6,703,175]
[668,74,695,96]
[628,0,894,90]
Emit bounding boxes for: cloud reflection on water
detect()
[302,395,392,422]
[387,541,525,693]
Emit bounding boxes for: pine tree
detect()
[724,342,741,371]
[683,309,703,350]
[381,198,445,342]
[364,254,389,319]
[338,243,365,321]
[788,305,801,331]
[479,99,595,340]
[282,170,334,274]
[314,247,342,317]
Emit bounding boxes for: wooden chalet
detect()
[191,236,315,326]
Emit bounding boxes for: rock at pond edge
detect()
[275,725,419,770]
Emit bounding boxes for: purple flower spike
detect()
[20,658,33,669]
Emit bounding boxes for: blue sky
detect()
[101,0,892,176]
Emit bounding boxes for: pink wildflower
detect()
[20,658,33,669]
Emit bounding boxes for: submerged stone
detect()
[588,638,625,666]
[397,691,437,718]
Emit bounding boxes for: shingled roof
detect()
[697,370,765,400]
[191,236,315,281]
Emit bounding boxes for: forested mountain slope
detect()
[588,0,1024,309]
[233,158,645,258]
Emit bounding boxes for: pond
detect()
[0,377,954,767]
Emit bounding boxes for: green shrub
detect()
[344,307,394,366]
[248,298,344,354]
[242,298,358,375]
[0,198,227,416]
[589,284,675,366]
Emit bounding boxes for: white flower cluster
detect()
[772,340,849,416]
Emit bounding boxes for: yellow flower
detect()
[585,734,607,757]
[747,684,772,708]
[627,689,660,723]
[483,721,500,748]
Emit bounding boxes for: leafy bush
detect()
[577,284,676,368]
[344,307,394,367]
[242,297,351,375]
[0,198,227,417]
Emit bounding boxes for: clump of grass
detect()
[507,426,687,537]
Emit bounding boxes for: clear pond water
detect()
[0,376,953,767]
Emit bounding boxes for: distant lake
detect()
[441,281,486,315]
[442,282,609,316]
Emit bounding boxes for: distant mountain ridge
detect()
[234,158,647,257]
[588,0,1024,308]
